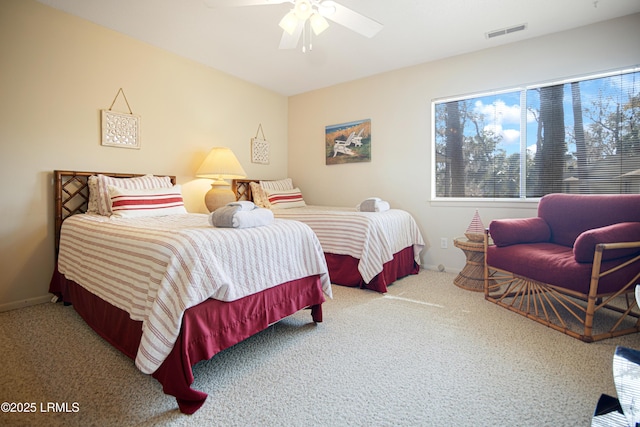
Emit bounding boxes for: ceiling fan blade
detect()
[278,23,303,49]
[204,0,291,8]
[322,2,383,38]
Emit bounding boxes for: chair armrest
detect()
[574,222,640,263]
[489,217,551,247]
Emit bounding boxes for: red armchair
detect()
[484,193,640,342]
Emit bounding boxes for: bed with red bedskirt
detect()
[233,179,425,293]
[48,170,331,414]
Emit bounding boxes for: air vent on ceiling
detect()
[486,23,527,39]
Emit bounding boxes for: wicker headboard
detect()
[53,170,176,253]
[232,179,260,202]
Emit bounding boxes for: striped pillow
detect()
[266,188,306,209]
[260,178,293,191]
[108,185,187,218]
[96,174,173,216]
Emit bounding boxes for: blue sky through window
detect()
[461,70,639,157]
[433,68,640,198]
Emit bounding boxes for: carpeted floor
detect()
[1,269,639,427]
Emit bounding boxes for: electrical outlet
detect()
[440,237,448,249]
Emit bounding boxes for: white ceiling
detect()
[37,0,640,96]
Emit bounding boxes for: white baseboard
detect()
[422,263,461,275]
[0,295,55,313]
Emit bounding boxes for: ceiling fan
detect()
[204,0,383,51]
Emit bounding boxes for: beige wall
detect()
[288,13,640,272]
[0,0,289,310]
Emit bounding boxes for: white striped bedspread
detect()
[57,213,332,375]
[271,206,425,283]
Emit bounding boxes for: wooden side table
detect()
[453,237,486,292]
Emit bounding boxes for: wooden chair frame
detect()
[483,230,640,342]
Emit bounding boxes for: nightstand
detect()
[453,237,486,292]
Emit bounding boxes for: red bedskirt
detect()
[326,245,420,292]
[49,269,325,414]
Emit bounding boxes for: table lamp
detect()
[196,147,247,212]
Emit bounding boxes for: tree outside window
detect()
[433,68,640,199]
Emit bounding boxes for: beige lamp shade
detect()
[196,147,247,212]
[196,147,247,179]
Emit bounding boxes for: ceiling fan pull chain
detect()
[302,23,306,53]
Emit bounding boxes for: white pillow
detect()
[260,178,293,191]
[108,185,187,218]
[96,174,173,216]
[266,188,306,209]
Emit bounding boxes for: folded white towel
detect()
[227,201,256,211]
[209,205,239,228]
[356,198,390,212]
[231,208,274,228]
[209,206,274,228]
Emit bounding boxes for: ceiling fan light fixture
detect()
[310,12,329,35]
[279,10,298,35]
[318,1,336,17]
[294,0,313,21]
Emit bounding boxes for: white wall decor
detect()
[251,124,269,164]
[101,88,140,149]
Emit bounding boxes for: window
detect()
[432,67,640,200]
